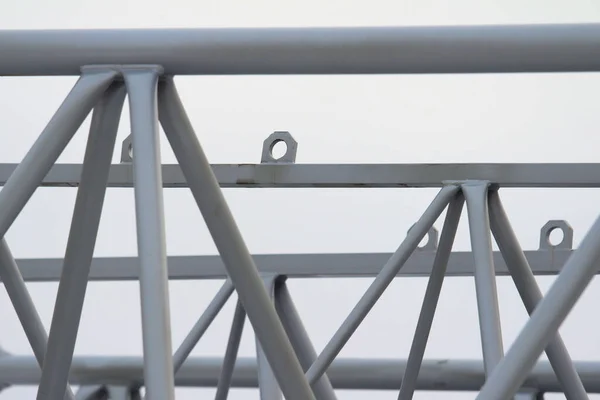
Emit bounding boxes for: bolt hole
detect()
[128,143,133,159]
[270,140,287,160]
[547,227,564,247]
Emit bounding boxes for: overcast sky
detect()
[2,0,600,399]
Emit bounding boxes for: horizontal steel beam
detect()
[6,163,600,188]
[0,355,598,392]
[9,249,573,282]
[2,24,600,76]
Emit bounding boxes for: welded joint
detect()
[113,64,165,164]
[261,131,298,164]
[403,181,468,251]
[443,180,492,188]
[260,274,285,293]
[539,220,573,250]
[458,180,492,189]
[81,64,165,78]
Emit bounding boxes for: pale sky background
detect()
[2,0,600,399]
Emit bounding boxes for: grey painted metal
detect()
[397,194,464,400]
[0,70,116,239]
[3,24,600,76]
[2,355,600,392]
[305,185,459,384]
[0,240,76,400]
[173,280,235,372]
[215,299,246,400]
[75,386,106,400]
[275,281,338,400]
[11,163,600,188]
[7,248,579,282]
[515,392,544,400]
[256,277,282,400]
[476,212,600,399]
[488,190,588,399]
[125,67,175,400]
[540,220,573,250]
[107,386,142,400]
[76,386,141,400]
[261,131,298,164]
[121,134,134,163]
[157,77,315,400]
[38,81,126,400]
[1,24,599,399]
[462,183,505,376]
[0,69,117,400]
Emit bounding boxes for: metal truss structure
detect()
[1,23,600,400]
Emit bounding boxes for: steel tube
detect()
[476,211,600,399]
[305,185,459,384]
[397,194,464,400]
[215,299,246,400]
[487,190,588,399]
[157,78,315,400]
[173,280,235,371]
[38,82,126,400]
[256,277,282,400]
[462,183,505,375]
[8,249,580,282]
[275,282,337,400]
[10,163,600,189]
[0,70,116,239]
[0,240,76,400]
[2,355,600,392]
[2,24,600,75]
[125,67,175,400]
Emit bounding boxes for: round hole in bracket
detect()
[417,235,429,249]
[546,226,565,247]
[269,139,287,160]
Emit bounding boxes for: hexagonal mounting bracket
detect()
[120,134,133,163]
[261,131,298,164]
[539,220,573,250]
[407,225,439,251]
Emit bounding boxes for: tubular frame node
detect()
[0,23,598,400]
